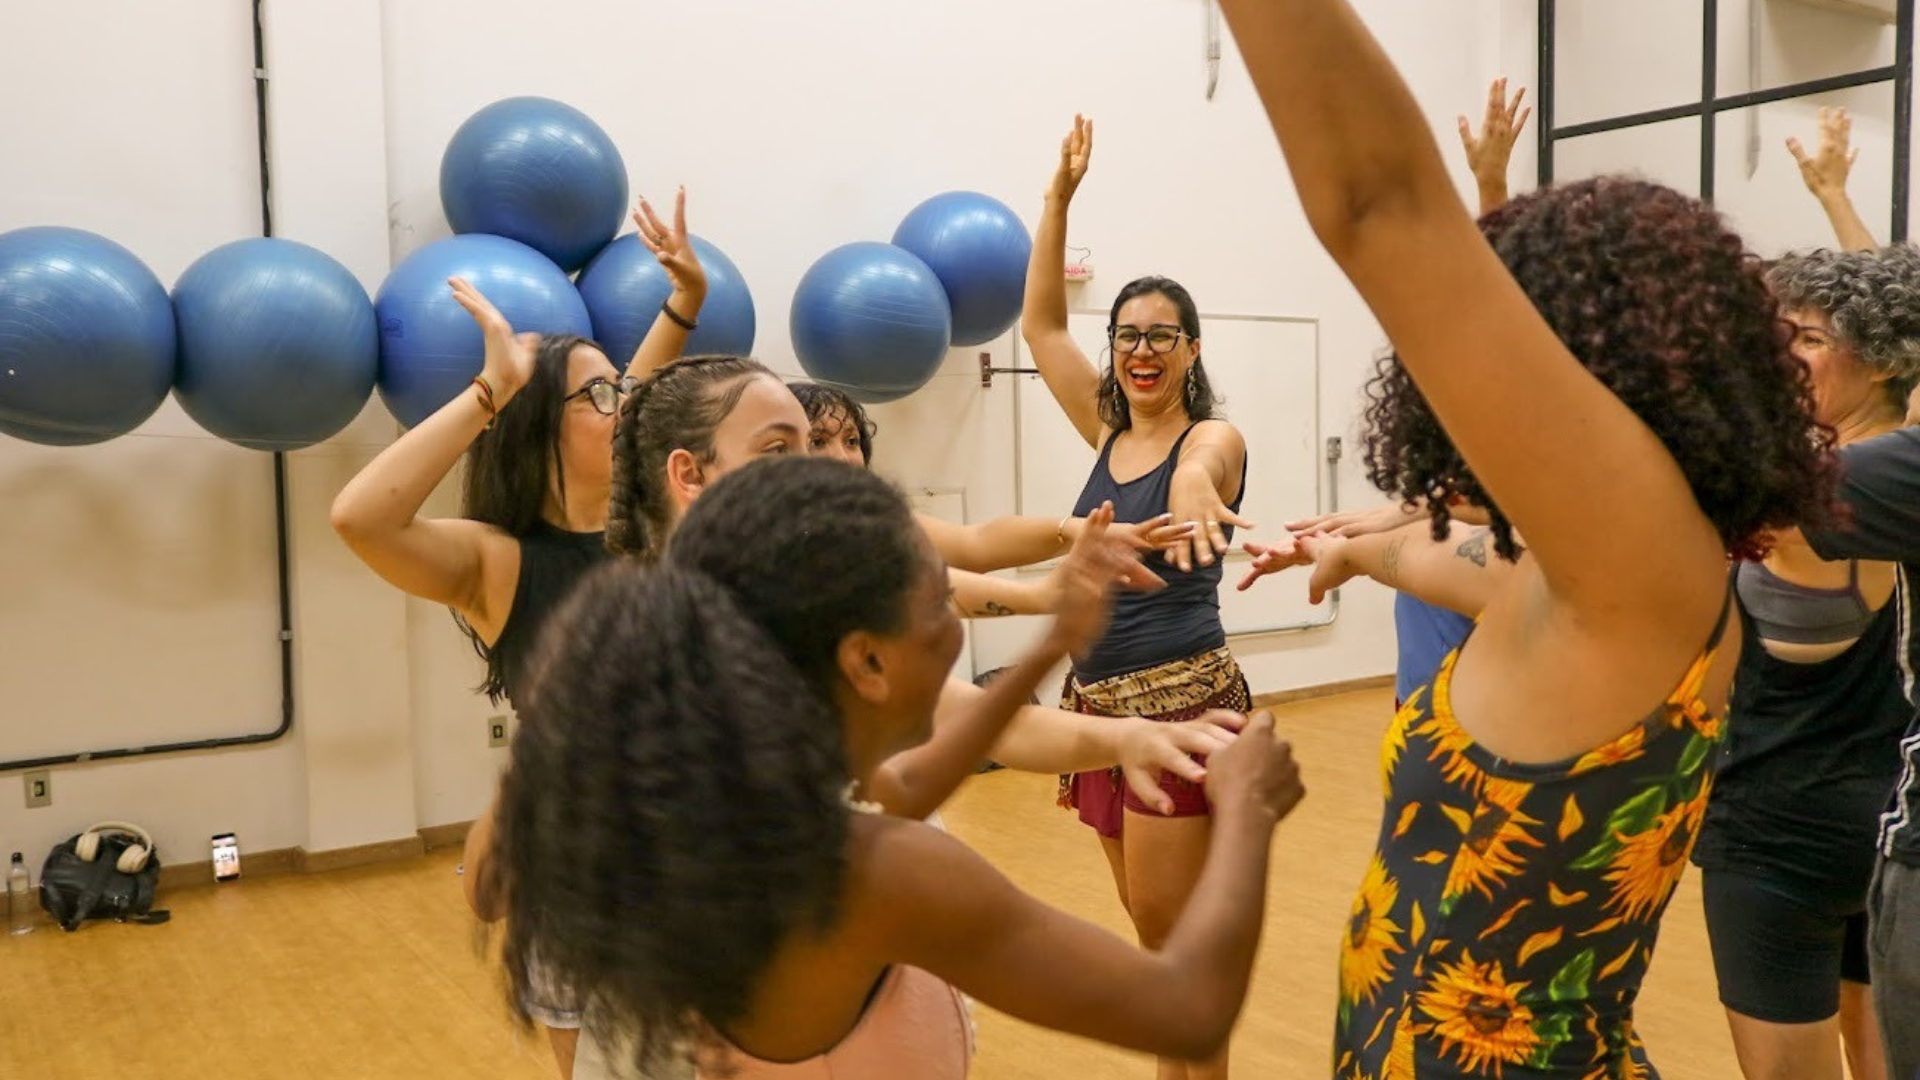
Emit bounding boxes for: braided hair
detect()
[606,356,778,562]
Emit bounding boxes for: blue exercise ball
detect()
[0,227,175,446]
[374,234,592,428]
[440,97,628,274]
[790,242,951,404]
[576,234,756,363]
[891,191,1032,347]
[172,238,377,451]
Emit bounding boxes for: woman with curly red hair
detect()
[1220,1,1834,1076]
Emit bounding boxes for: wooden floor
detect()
[0,689,1740,1079]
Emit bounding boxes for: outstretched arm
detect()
[872,506,1130,820]
[1241,522,1516,617]
[875,712,1301,1060]
[918,511,1192,574]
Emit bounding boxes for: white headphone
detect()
[74,821,154,874]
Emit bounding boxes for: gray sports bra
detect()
[1735,559,1877,646]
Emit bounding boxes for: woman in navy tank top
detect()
[1021,115,1253,1080]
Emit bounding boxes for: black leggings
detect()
[1701,868,1869,1024]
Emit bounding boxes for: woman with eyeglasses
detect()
[1020,116,1256,1080]
[329,191,706,1079]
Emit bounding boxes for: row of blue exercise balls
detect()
[0,186,1033,444]
[0,228,375,449]
[0,225,760,446]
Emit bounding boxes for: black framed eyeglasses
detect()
[564,375,641,416]
[1109,324,1190,355]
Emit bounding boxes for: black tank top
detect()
[485,521,611,705]
[1692,575,1909,899]
[1070,424,1246,682]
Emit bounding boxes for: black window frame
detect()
[1537,0,1915,242]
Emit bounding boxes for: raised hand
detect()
[1787,106,1860,200]
[1045,502,1135,659]
[1048,114,1094,203]
[448,277,540,397]
[1457,77,1530,201]
[633,187,708,307]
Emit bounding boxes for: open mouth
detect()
[1125,362,1164,393]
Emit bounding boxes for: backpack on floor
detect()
[39,821,170,932]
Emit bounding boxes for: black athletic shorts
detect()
[1701,867,1869,1024]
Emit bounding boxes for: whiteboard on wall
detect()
[1011,310,1328,637]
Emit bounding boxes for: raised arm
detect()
[875,712,1301,1060]
[1457,77,1529,216]
[622,188,709,380]
[1218,0,1727,626]
[1021,115,1106,447]
[1788,107,1879,253]
[328,278,529,639]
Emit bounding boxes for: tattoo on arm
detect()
[1456,530,1490,568]
[1380,537,1407,589]
[975,600,1016,618]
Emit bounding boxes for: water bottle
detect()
[7,853,33,935]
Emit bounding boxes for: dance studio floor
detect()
[0,688,1739,1080]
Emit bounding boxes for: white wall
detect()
[0,0,1574,866]
[0,2,311,870]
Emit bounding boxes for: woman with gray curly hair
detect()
[1689,243,1920,1080]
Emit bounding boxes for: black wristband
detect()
[660,299,698,332]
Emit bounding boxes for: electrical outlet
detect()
[24,770,50,809]
[487,716,510,749]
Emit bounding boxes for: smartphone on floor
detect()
[212,833,241,882]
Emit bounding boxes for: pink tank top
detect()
[699,965,973,1080]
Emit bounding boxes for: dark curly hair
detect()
[1769,245,1920,411]
[490,560,849,1076]
[1360,176,1835,562]
[788,380,878,464]
[607,355,777,562]
[490,457,934,1076]
[1097,275,1223,431]
[670,456,928,696]
[456,332,603,702]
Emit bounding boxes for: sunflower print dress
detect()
[1336,600,1730,1080]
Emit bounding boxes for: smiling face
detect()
[1785,306,1886,427]
[1110,291,1199,419]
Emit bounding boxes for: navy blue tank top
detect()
[1070,424,1245,681]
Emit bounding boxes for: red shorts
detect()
[1056,647,1250,841]
[1068,757,1213,839]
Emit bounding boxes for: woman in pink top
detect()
[486,457,1306,1079]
